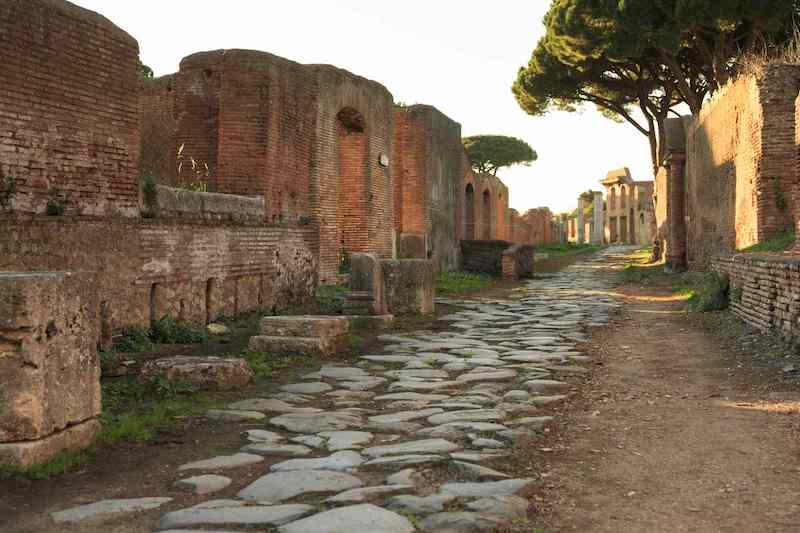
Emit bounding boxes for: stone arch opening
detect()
[620,185,628,209]
[481,189,492,240]
[465,183,476,239]
[336,107,369,267]
[610,187,617,210]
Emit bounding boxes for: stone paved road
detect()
[52,247,636,532]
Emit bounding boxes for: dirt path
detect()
[540,285,800,532]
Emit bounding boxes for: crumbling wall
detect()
[0,0,141,217]
[713,254,800,344]
[502,244,534,280]
[392,105,463,272]
[686,65,800,269]
[0,218,317,334]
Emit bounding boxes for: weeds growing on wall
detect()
[739,231,795,253]
[112,317,206,353]
[45,188,66,216]
[687,272,730,313]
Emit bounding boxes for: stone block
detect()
[141,356,254,390]
[248,335,346,357]
[259,316,349,338]
[0,271,100,467]
[347,253,387,315]
[502,245,535,281]
[0,419,100,469]
[381,259,435,316]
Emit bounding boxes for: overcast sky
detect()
[74,0,653,214]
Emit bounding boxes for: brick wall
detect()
[713,254,800,343]
[140,75,178,185]
[0,216,317,337]
[392,105,464,272]
[0,0,140,217]
[686,65,800,269]
[460,240,512,275]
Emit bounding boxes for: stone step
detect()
[259,316,349,338]
[248,335,345,357]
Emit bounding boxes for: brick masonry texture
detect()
[1,217,317,334]
[685,65,800,269]
[0,0,141,217]
[501,244,535,281]
[462,172,510,242]
[713,254,800,344]
[392,105,465,272]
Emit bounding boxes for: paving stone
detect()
[361,355,417,364]
[531,395,567,406]
[238,471,363,502]
[291,435,326,448]
[157,500,313,530]
[326,390,375,400]
[417,422,508,438]
[244,429,284,443]
[318,430,373,451]
[374,392,451,402]
[468,436,505,449]
[427,409,506,425]
[368,408,444,425]
[273,392,313,403]
[205,409,266,422]
[174,475,232,495]
[450,451,509,463]
[387,494,456,515]
[503,390,531,401]
[387,381,463,392]
[456,370,518,383]
[179,453,263,471]
[270,451,364,472]
[241,443,313,457]
[318,366,371,380]
[228,399,323,414]
[525,379,570,393]
[270,411,362,433]
[326,484,413,504]
[384,369,450,380]
[364,438,460,457]
[466,495,530,518]
[280,382,333,395]
[277,503,415,533]
[364,454,446,468]
[386,468,419,486]
[338,377,388,391]
[507,416,553,429]
[453,461,510,480]
[419,512,504,532]
[51,497,173,523]
[440,479,534,497]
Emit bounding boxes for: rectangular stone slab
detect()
[259,316,349,338]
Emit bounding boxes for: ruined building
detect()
[0,0,551,466]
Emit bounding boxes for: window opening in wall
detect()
[465,183,475,239]
[205,278,216,324]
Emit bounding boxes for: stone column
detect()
[592,191,604,245]
[577,196,586,244]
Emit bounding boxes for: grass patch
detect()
[316,284,351,315]
[240,350,314,381]
[536,243,601,257]
[436,271,495,296]
[150,316,207,344]
[1,375,209,481]
[687,272,730,313]
[739,231,795,253]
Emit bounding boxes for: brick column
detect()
[666,153,687,271]
[577,196,586,244]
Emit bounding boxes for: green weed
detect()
[436,271,495,296]
[150,316,207,344]
[739,231,795,253]
[687,272,730,312]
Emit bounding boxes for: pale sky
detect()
[73,0,653,214]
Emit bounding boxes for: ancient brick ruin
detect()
[0,0,561,466]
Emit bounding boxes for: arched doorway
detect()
[482,190,492,240]
[465,183,475,239]
[336,107,368,267]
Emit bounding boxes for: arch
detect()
[620,185,628,209]
[481,189,492,240]
[465,183,476,239]
[609,187,617,210]
[336,107,368,261]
